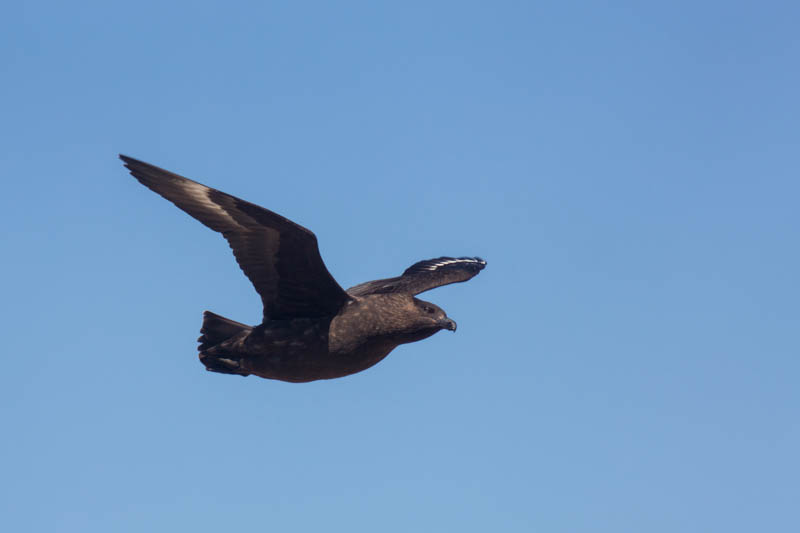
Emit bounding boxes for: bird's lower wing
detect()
[347,257,486,297]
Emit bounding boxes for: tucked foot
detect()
[199,352,250,377]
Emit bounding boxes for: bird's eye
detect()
[423,306,435,314]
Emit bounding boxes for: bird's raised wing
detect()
[347,257,486,297]
[121,155,351,320]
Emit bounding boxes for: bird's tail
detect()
[197,311,251,351]
[198,311,253,376]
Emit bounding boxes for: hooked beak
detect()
[439,318,457,332]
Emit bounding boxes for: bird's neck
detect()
[329,295,415,352]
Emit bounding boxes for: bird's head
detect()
[412,297,457,333]
[351,294,457,346]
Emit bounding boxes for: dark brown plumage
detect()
[121,155,486,382]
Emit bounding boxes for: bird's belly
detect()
[237,328,397,383]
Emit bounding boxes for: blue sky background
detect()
[2,1,799,531]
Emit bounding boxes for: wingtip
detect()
[119,155,158,178]
[119,154,142,168]
[456,256,487,271]
[119,154,137,171]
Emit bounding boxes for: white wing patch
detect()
[422,257,486,271]
[180,179,248,230]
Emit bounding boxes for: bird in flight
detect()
[121,155,486,382]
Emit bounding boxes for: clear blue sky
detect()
[2,1,798,531]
